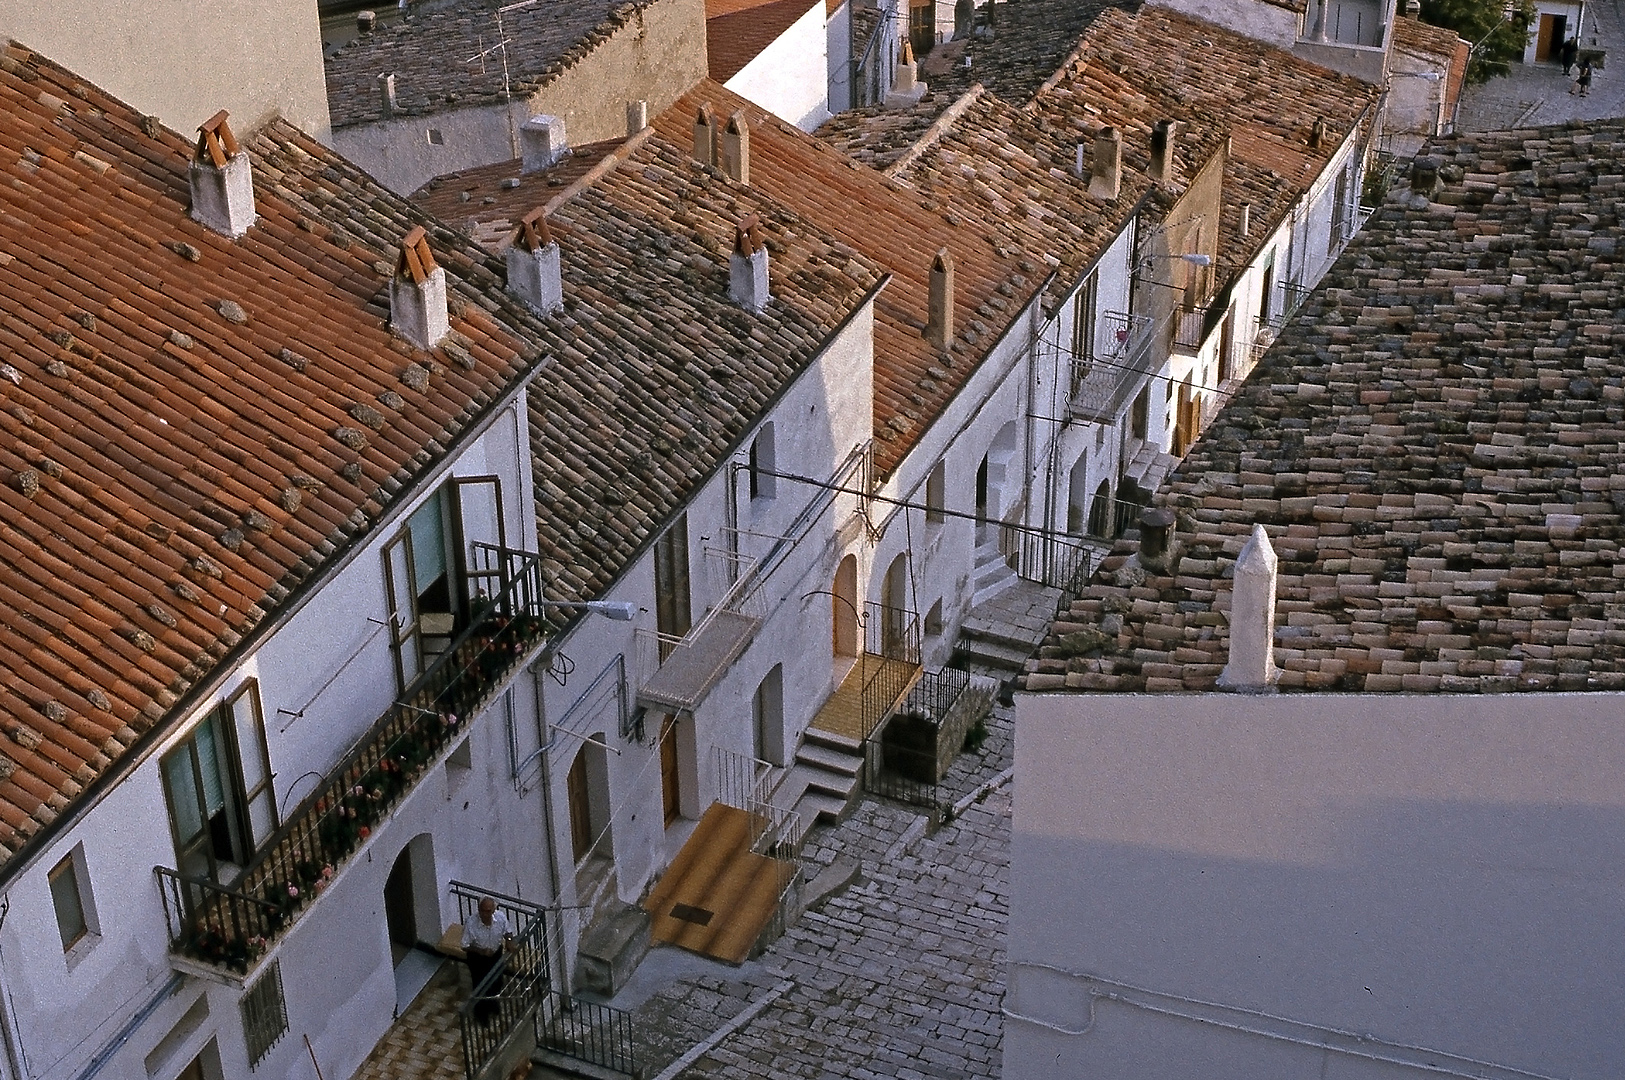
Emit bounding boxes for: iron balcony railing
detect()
[154,545,551,975]
[635,550,765,714]
[1070,310,1156,424]
[454,883,552,1080]
[864,666,973,811]
[859,600,922,743]
[536,992,639,1078]
[1014,528,1103,597]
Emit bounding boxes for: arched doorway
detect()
[833,554,859,658]
[383,834,439,966]
[977,421,1021,544]
[1087,479,1113,537]
[566,738,612,865]
[881,552,910,655]
[1066,452,1089,534]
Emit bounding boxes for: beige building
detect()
[0,0,330,139]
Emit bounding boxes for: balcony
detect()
[155,544,552,979]
[1069,310,1156,424]
[635,550,765,715]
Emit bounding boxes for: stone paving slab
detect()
[608,705,1017,1079]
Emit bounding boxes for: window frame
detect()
[160,682,275,885]
[49,849,91,952]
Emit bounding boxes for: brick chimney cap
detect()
[696,103,714,124]
[397,225,439,284]
[726,109,748,134]
[194,110,240,168]
[932,246,953,272]
[734,214,764,256]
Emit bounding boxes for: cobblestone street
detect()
[594,702,1016,1080]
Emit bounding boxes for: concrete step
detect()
[954,635,1038,673]
[796,762,859,800]
[572,903,650,999]
[959,614,1046,653]
[970,573,1018,610]
[794,789,853,828]
[802,725,862,756]
[794,740,862,776]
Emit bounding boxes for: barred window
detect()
[241,961,288,1068]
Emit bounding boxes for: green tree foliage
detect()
[1419,0,1536,84]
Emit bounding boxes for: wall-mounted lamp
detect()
[539,600,638,621]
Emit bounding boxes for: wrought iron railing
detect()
[863,667,972,810]
[1014,529,1100,597]
[536,991,639,1077]
[454,883,552,1080]
[634,550,765,708]
[1173,308,1206,352]
[712,746,775,820]
[1070,310,1157,423]
[154,546,551,975]
[859,601,921,742]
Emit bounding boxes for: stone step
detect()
[797,762,859,800]
[954,636,1038,673]
[969,572,1019,610]
[802,725,862,756]
[571,903,650,999]
[794,740,862,777]
[959,614,1046,654]
[794,789,853,828]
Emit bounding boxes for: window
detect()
[654,514,692,658]
[924,599,944,639]
[1068,274,1098,400]
[1131,385,1150,440]
[748,423,776,500]
[241,961,289,1068]
[925,461,945,526]
[1330,167,1349,254]
[49,849,94,951]
[753,665,785,766]
[161,683,275,883]
[383,477,506,687]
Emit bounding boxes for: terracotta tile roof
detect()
[1027,121,1625,695]
[0,44,556,867]
[1034,7,1380,278]
[706,0,823,83]
[654,82,1047,477]
[411,140,624,246]
[816,0,1131,166]
[324,0,643,128]
[408,123,886,603]
[1391,13,1465,63]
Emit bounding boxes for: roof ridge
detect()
[543,124,658,217]
[883,83,986,180]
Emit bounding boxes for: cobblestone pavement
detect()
[601,704,1016,1080]
[1455,0,1625,130]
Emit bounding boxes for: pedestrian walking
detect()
[1571,59,1593,96]
[1561,37,1579,75]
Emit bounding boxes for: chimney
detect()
[520,114,567,174]
[1403,0,1421,16]
[1308,117,1328,150]
[895,37,919,94]
[729,216,770,313]
[391,226,449,349]
[357,9,377,33]
[1239,202,1251,238]
[1149,119,1176,183]
[693,105,717,167]
[926,247,954,354]
[1217,524,1281,690]
[507,208,563,316]
[189,111,256,238]
[1089,126,1121,201]
[379,73,398,118]
[1137,507,1177,572]
[721,110,750,184]
[626,99,649,135]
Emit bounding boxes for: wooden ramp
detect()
[644,803,784,965]
[809,655,922,741]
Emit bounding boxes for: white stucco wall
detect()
[1143,0,1300,47]
[726,0,834,131]
[827,2,854,114]
[1008,690,1625,1080]
[0,0,331,140]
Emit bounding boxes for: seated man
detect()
[461,897,512,1021]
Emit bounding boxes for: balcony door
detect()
[161,684,275,884]
[384,477,506,688]
[654,514,692,660]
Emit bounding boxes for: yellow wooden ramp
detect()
[644,803,785,965]
[809,655,922,741]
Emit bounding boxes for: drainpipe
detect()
[530,663,568,993]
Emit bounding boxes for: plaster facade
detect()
[725,0,836,129]
[0,0,331,139]
[1008,690,1625,1080]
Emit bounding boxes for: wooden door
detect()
[567,746,593,862]
[660,716,681,827]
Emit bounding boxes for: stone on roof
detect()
[1028,120,1625,695]
[0,42,554,869]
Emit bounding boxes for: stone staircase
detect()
[954,578,1065,675]
[767,726,864,844]
[969,537,1020,609]
[1123,442,1179,493]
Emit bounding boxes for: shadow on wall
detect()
[1007,799,1625,1080]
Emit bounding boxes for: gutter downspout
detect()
[71,973,184,1080]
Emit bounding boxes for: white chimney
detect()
[721,110,750,184]
[391,226,449,349]
[927,247,955,353]
[520,114,568,174]
[1149,119,1176,183]
[1239,202,1251,237]
[507,208,563,316]
[693,105,717,167]
[379,73,398,118]
[1218,524,1281,690]
[626,99,649,135]
[189,111,256,238]
[729,216,770,313]
[895,37,918,94]
[1089,126,1121,201]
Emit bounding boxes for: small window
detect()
[748,423,776,500]
[924,599,944,638]
[1131,385,1150,440]
[241,961,289,1068]
[50,850,93,951]
[925,461,945,526]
